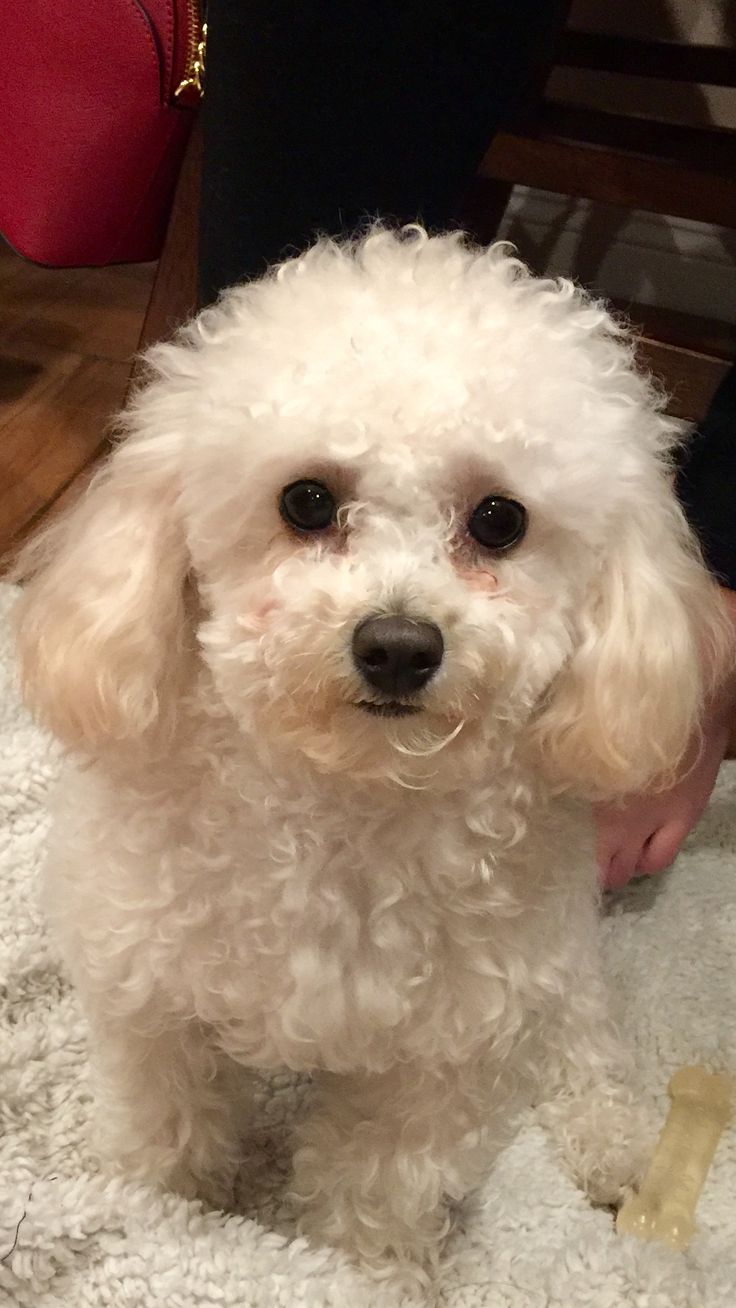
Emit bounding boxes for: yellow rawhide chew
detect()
[616,1066,734,1250]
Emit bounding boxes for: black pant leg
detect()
[676,364,736,590]
[199,0,559,302]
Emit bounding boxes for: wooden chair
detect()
[465,21,736,423]
[136,120,201,357]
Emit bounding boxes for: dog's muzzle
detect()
[352,615,444,704]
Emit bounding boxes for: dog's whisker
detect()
[390,718,465,758]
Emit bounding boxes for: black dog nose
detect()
[352,615,444,696]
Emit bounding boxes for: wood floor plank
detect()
[0,258,97,341]
[0,242,153,556]
[1,261,154,363]
[0,353,130,548]
[0,343,87,434]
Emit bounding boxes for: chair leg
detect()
[135,118,202,359]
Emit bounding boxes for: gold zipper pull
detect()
[175,21,207,101]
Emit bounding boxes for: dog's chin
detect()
[354,700,422,720]
[241,687,490,788]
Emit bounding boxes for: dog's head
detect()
[14,230,728,795]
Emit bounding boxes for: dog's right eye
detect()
[279,480,337,532]
[467,496,527,552]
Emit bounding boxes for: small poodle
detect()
[14,229,727,1284]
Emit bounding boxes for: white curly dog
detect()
[14,230,727,1285]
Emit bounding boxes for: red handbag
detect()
[2,1,205,267]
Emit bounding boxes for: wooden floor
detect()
[0,241,155,558]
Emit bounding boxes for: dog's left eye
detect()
[280,480,337,532]
[468,496,527,551]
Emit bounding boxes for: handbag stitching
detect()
[124,0,166,105]
[163,0,176,102]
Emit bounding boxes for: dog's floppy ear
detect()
[531,491,729,800]
[13,431,188,748]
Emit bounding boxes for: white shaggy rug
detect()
[1,579,735,1308]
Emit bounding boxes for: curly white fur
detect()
[13,230,729,1286]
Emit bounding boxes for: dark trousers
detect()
[676,366,736,589]
[199,0,559,300]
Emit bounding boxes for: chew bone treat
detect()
[616,1065,734,1250]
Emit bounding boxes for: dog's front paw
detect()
[106,1147,236,1211]
[292,1138,451,1291]
[98,1129,238,1212]
[166,1157,238,1211]
[540,1085,653,1207]
[293,1174,448,1289]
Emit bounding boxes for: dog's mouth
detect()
[354,700,422,719]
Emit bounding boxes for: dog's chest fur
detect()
[52,709,594,1076]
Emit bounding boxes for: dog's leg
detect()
[291,1060,493,1282]
[87,1009,248,1209]
[536,952,652,1207]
